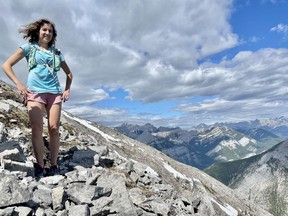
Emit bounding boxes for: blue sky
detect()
[1,0,288,129]
[231,1,287,50]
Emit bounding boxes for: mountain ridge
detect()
[115,122,283,169]
[205,140,288,215]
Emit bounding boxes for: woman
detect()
[2,18,73,177]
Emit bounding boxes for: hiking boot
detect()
[49,165,59,176]
[34,163,44,178]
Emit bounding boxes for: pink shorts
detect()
[25,93,62,106]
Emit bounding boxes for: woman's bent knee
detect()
[49,125,59,136]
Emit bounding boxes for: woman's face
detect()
[38,23,53,45]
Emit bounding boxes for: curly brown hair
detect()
[18,18,57,47]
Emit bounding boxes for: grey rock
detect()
[129,187,146,205]
[0,122,5,142]
[141,199,170,215]
[93,153,100,166]
[35,207,45,216]
[116,160,134,173]
[90,197,113,216]
[97,171,138,215]
[14,206,33,216]
[32,185,53,208]
[0,101,10,112]
[39,175,66,185]
[0,174,30,208]
[52,187,66,211]
[88,145,108,156]
[72,149,96,168]
[0,207,14,216]
[56,209,68,216]
[0,141,26,162]
[65,169,92,183]
[66,183,112,205]
[69,204,90,216]
[1,159,33,176]
[44,208,56,216]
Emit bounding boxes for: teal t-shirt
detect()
[21,43,65,94]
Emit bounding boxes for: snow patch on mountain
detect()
[152,131,171,138]
[163,162,193,185]
[145,166,159,178]
[207,136,257,157]
[243,153,257,158]
[207,145,223,155]
[239,137,256,146]
[211,198,238,216]
[214,155,228,161]
[208,140,245,155]
[199,127,224,139]
[62,111,120,142]
[221,140,239,149]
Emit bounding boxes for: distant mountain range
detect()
[192,117,288,138]
[115,118,287,169]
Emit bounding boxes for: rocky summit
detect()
[0,79,271,216]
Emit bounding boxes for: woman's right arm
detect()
[2,48,28,94]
